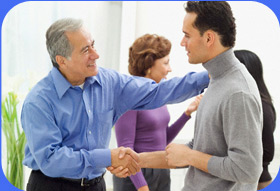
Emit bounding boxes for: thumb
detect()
[119,148,126,159]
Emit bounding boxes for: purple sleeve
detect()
[166,112,191,144]
[115,110,137,148]
[130,171,148,189]
[114,111,148,189]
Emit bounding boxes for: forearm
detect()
[122,71,209,111]
[37,147,110,178]
[139,151,175,169]
[188,149,212,173]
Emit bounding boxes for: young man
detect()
[117,2,263,191]
[21,18,209,191]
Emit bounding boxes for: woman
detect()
[234,50,277,190]
[113,34,202,191]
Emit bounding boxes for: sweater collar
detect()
[202,48,239,79]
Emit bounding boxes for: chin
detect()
[92,67,99,76]
[188,59,200,64]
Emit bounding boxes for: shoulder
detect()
[221,91,262,114]
[24,74,55,105]
[96,67,132,84]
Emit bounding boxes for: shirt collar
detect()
[84,67,101,88]
[51,67,71,99]
[50,67,102,99]
[202,48,240,79]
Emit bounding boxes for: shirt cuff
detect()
[90,149,111,168]
[195,71,210,93]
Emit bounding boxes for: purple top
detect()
[115,106,190,189]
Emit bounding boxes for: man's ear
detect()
[204,30,215,47]
[56,55,66,68]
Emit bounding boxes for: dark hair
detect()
[234,50,276,117]
[184,1,236,47]
[128,34,171,77]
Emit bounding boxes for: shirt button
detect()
[89,131,92,135]
[88,110,91,113]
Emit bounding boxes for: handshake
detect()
[107,147,141,178]
[107,143,191,178]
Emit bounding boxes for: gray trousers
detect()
[113,168,170,191]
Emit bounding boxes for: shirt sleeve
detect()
[207,92,263,184]
[114,111,148,189]
[21,99,111,179]
[166,112,190,144]
[116,71,209,114]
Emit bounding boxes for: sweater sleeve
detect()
[208,92,263,184]
[114,110,148,189]
[166,112,191,144]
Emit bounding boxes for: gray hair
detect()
[46,18,83,68]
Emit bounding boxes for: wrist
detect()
[186,149,195,166]
[139,153,145,168]
[138,185,149,191]
[111,148,119,167]
[185,110,191,117]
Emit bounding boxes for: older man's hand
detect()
[110,147,140,177]
[106,166,129,178]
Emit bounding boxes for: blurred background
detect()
[2,1,280,190]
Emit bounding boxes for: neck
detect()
[202,48,238,79]
[59,68,85,86]
[205,46,231,64]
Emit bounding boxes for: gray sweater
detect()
[183,49,263,191]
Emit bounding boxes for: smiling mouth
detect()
[88,63,96,68]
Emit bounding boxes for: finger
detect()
[118,148,126,159]
[106,166,114,171]
[123,148,140,163]
[108,166,123,174]
[125,156,138,175]
[127,161,138,175]
[129,150,140,163]
[116,168,129,178]
[166,143,172,150]
[130,158,140,174]
[166,147,170,155]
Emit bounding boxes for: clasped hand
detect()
[165,143,191,168]
[108,147,140,178]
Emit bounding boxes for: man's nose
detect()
[89,47,99,59]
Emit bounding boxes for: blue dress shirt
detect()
[21,67,209,180]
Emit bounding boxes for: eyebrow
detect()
[80,40,95,53]
[183,30,190,36]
